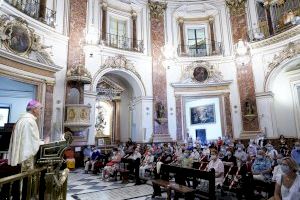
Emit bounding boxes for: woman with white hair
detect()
[274,157,300,200]
[139,149,154,178]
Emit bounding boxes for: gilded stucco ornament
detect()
[225,0,247,14]
[0,14,54,65]
[180,61,224,84]
[148,1,167,19]
[102,54,141,79]
[266,42,300,77]
[66,64,92,84]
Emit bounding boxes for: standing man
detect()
[7,100,44,171]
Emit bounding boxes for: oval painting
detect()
[193,67,208,82]
[5,24,31,54]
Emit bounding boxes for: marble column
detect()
[208,16,216,54]
[132,11,137,50]
[227,1,260,133]
[67,0,87,104]
[178,17,185,54]
[224,93,233,137]
[175,95,183,141]
[101,1,107,41]
[149,1,168,135]
[43,84,54,143]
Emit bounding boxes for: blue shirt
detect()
[91,151,100,160]
[291,149,300,165]
[252,157,272,178]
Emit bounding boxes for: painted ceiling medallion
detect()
[180,61,223,84]
[0,14,54,65]
[193,66,209,82]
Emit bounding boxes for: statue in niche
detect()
[95,106,106,133]
[245,100,255,115]
[156,102,165,119]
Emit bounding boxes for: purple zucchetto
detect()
[26,100,42,111]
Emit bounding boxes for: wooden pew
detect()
[152,164,215,200]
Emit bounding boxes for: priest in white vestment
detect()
[7,100,44,171]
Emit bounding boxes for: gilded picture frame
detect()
[4,22,32,55]
[190,104,216,125]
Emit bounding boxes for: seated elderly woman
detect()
[102,148,121,181]
[139,149,154,178]
[251,149,272,182]
[274,157,300,200]
[207,149,224,186]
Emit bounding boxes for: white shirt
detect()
[8,113,43,166]
[207,158,224,186]
[277,174,300,200]
[272,165,283,182]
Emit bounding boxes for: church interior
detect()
[1,0,300,199]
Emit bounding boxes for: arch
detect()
[264,55,300,92]
[92,67,146,97]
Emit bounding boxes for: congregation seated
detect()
[84,147,101,174]
[291,142,300,166]
[222,150,237,166]
[206,149,224,186]
[274,157,300,200]
[139,149,154,178]
[102,148,121,181]
[252,149,272,182]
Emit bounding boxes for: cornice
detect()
[0,48,62,73]
[171,80,232,88]
[250,25,300,49]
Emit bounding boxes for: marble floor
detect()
[66,169,241,200]
[67,168,156,200]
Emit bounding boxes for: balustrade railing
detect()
[0,166,48,200]
[4,0,56,27]
[248,0,300,42]
[177,40,223,57]
[101,33,144,53]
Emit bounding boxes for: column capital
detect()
[102,1,107,11]
[178,17,184,25]
[208,16,214,23]
[131,10,137,19]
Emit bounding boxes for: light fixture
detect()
[161,44,176,59]
[235,39,251,66]
[235,39,249,56]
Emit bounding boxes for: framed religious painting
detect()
[0,107,10,127]
[4,22,32,55]
[190,104,216,125]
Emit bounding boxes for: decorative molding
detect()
[225,0,246,14]
[266,42,300,78]
[102,54,141,79]
[66,64,92,84]
[250,25,300,49]
[177,60,224,85]
[148,1,167,19]
[0,14,55,66]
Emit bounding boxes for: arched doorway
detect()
[265,56,300,138]
[90,67,147,144]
